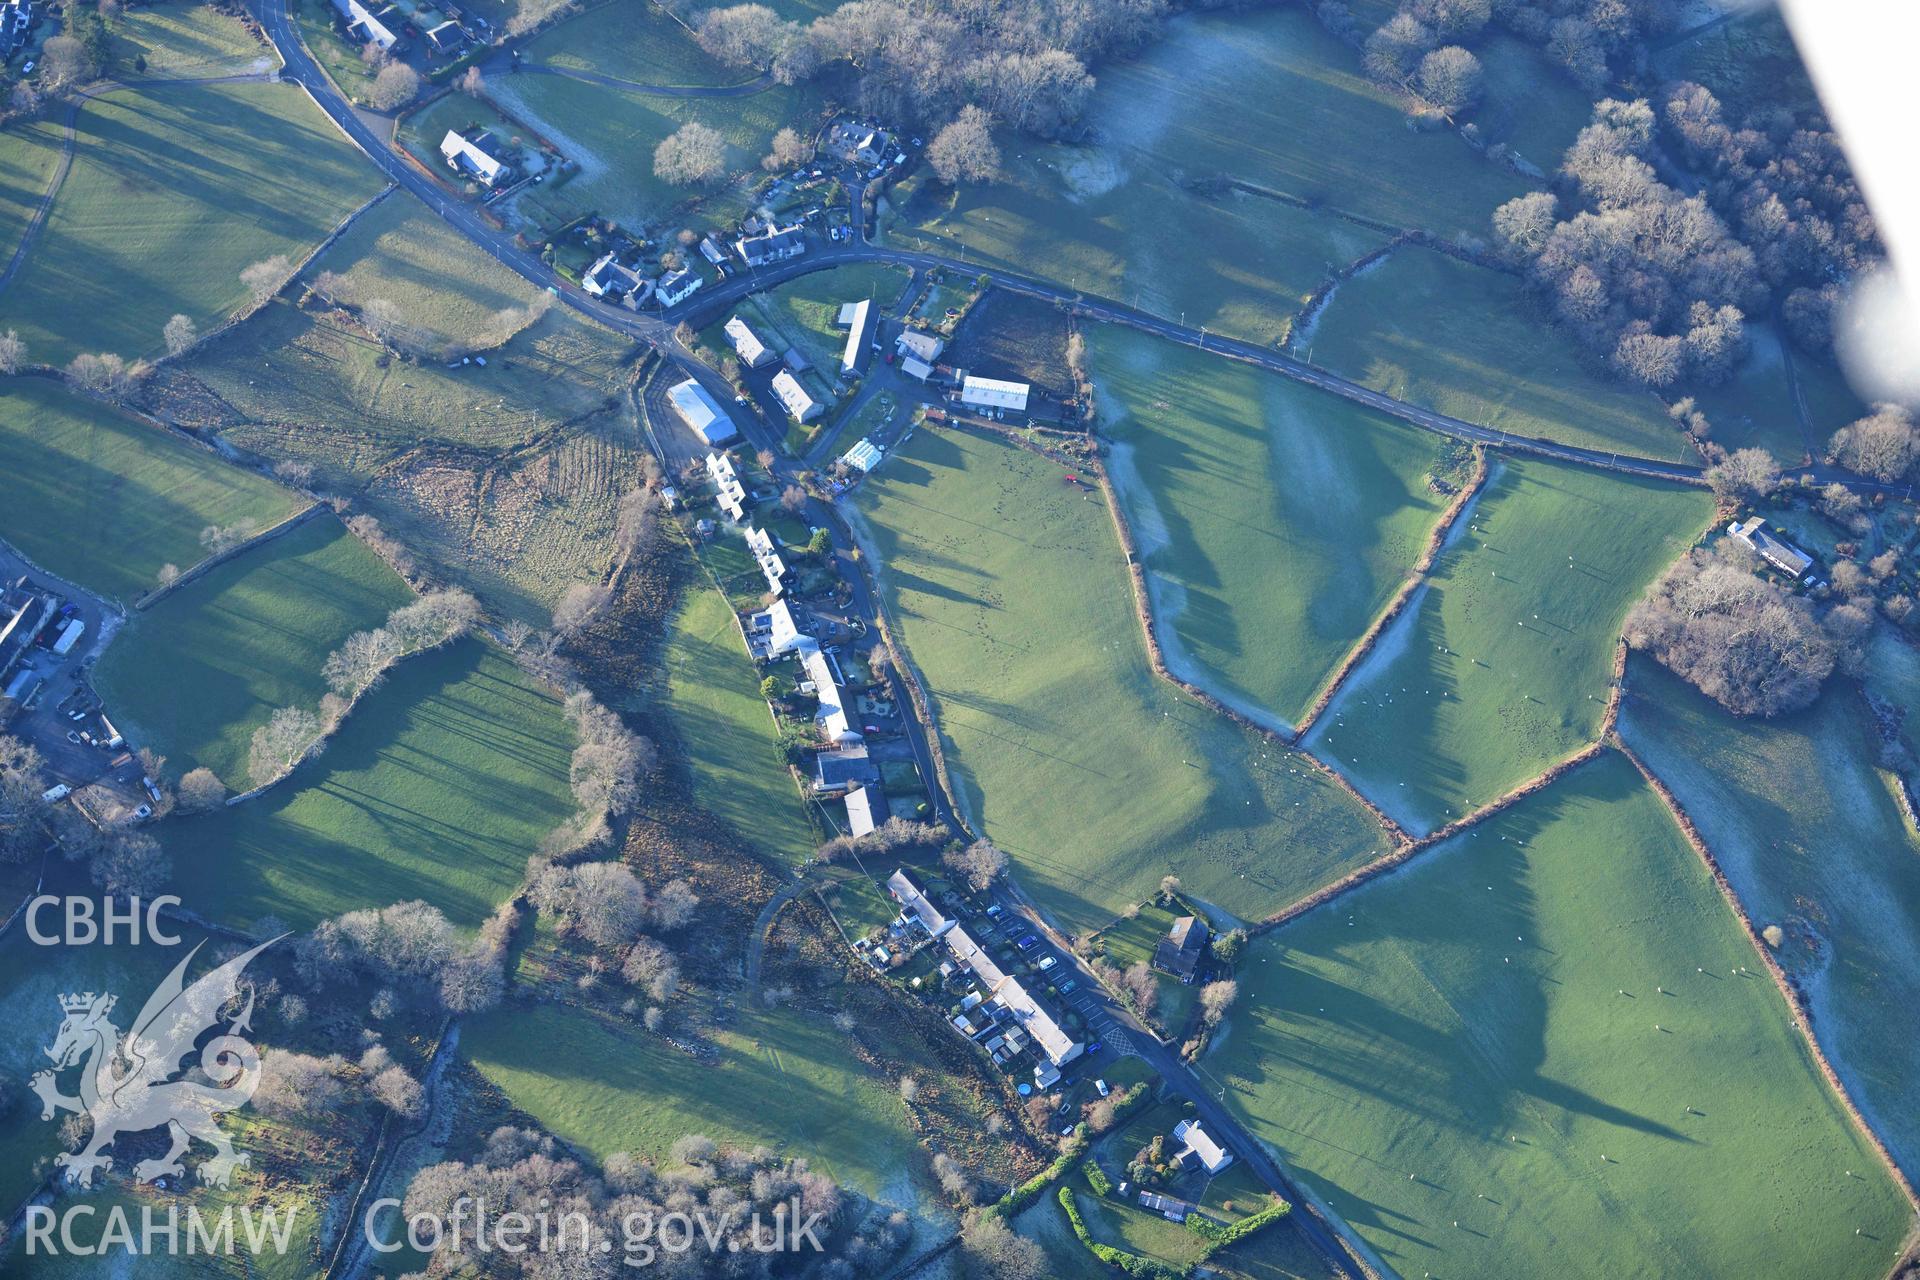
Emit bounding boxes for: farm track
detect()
[0,71,275,302]
[518,59,776,98]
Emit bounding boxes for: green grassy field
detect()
[660,583,818,865]
[1464,35,1593,173]
[0,81,384,364]
[111,0,271,77]
[1205,752,1913,1280]
[165,640,575,930]
[522,0,749,87]
[885,7,1536,345]
[311,191,542,352]
[0,118,66,258]
[94,514,414,787]
[463,997,931,1204]
[1094,7,1529,235]
[1094,326,1453,728]
[0,381,302,602]
[488,72,824,230]
[1684,323,1811,464]
[1306,248,1694,463]
[1304,457,1712,831]
[1618,653,1920,1175]
[851,424,1391,933]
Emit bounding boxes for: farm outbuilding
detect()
[959,376,1029,411]
[671,380,738,446]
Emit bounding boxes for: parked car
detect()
[1058,979,1077,995]
[1037,956,1057,972]
[1087,1042,1103,1054]
[21,60,34,74]
[1094,1078,1110,1098]
[1015,934,1041,951]
[985,904,1003,918]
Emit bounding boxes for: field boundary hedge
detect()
[129,500,325,610]
[1291,446,1489,741]
[1072,419,1413,851]
[1616,734,1920,1215]
[1058,1185,1189,1279]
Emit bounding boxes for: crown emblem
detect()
[59,992,114,1015]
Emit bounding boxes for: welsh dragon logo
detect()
[29,938,281,1190]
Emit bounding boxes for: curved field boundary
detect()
[1290,447,1489,742]
[1616,736,1920,1219]
[1247,640,1631,940]
[1063,419,1415,851]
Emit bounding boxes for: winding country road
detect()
[234,8,1891,1275]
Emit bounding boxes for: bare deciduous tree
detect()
[927,105,999,185]
[248,706,324,785]
[176,767,228,813]
[762,125,809,172]
[323,628,403,699]
[240,256,295,307]
[942,839,1008,893]
[163,313,198,357]
[1828,404,1920,483]
[1705,448,1780,502]
[369,61,422,112]
[0,329,28,375]
[653,122,728,187]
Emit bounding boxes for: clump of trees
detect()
[1625,542,1869,717]
[814,816,946,864]
[653,122,728,187]
[1827,404,1920,484]
[927,104,1001,185]
[65,352,148,400]
[248,588,480,787]
[295,897,511,1015]
[942,837,1008,893]
[1659,79,1880,351]
[1492,99,1761,389]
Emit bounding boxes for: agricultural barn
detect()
[840,299,876,377]
[841,438,883,474]
[672,381,738,446]
[771,370,823,423]
[960,376,1029,411]
[899,355,934,381]
[439,129,506,186]
[725,315,774,367]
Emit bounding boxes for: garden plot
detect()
[94,514,414,788]
[1094,326,1453,728]
[0,80,383,364]
[165,640,575,931]
[1304,457,1711,831]
[851,424,1391,934]
[1305,247,1694,463]
[1206,752,1913,1280]
[1618,653,1920,1176]
[0,381,301,603]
